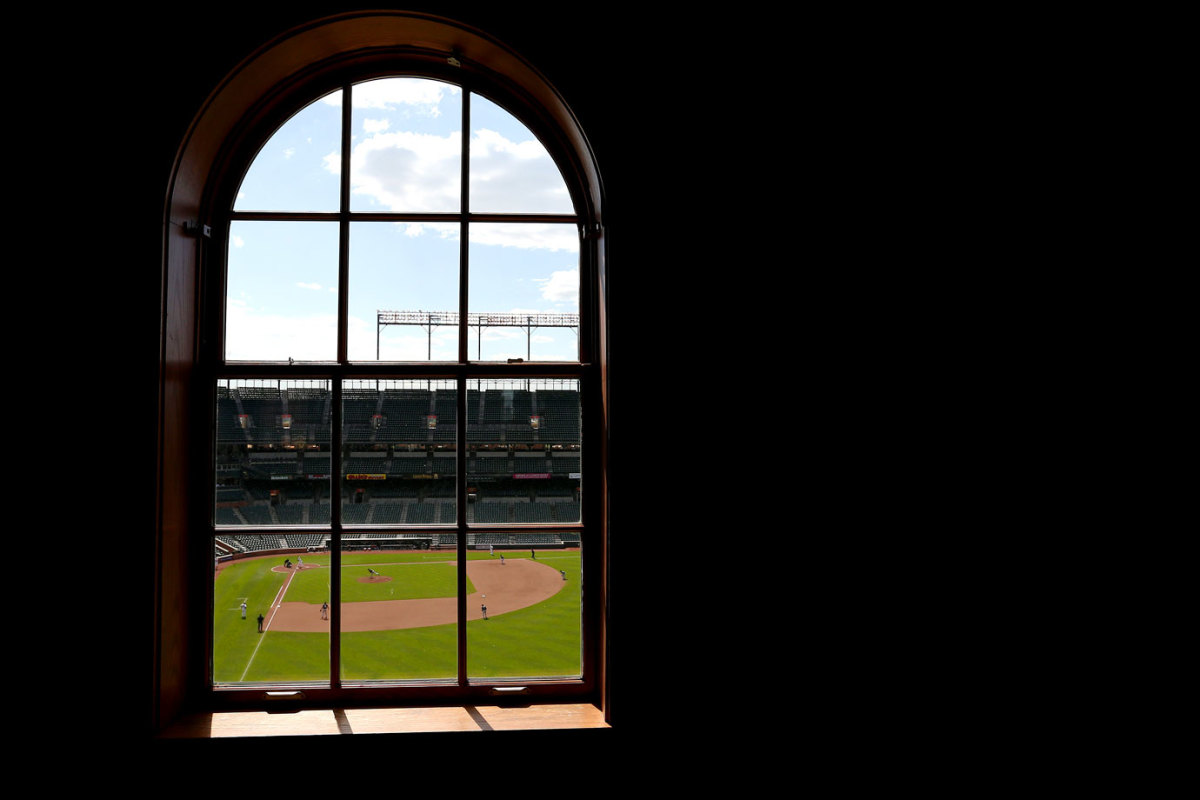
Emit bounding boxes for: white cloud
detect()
[469,129,572,214]
[349,130,462,211]
[535,269,579,305]
[231,234,245,248]
[341,126,570,221]
[307,79,573,251]
[399,221,459,239]
[472,223,578,252]
[297,282,323,291]
[323,151,340,176]
[351,78,454,112]
[318,79,458,113]
[472,129,547,162]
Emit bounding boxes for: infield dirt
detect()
[267,557,564,632]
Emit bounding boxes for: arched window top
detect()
[172,11,602,231]
[233,76,574,215]
[223,72,583,363]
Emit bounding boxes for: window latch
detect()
[184,221,211,239]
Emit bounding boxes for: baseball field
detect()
[213,548,582,683]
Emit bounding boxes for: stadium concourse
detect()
[213,381,581,559]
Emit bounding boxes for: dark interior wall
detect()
[31,2,730,763]
[31,0,1040,776]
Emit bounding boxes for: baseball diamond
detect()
[269,556,563,631]
[212,546,582,683]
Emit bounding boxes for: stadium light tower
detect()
[376,310,580,361]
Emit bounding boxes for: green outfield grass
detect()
[281,554,476,605]
[213,549,582,683]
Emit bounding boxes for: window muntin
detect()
[212,75,587,693]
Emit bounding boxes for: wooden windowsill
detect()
[159,702,609,739]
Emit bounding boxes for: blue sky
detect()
[226,77,579,362]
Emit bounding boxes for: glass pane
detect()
[338,535,459,682]
[349,77,462,213]
[467,224,580,361]
[215,379,332,524]
[225,221,339,362]
[213,535,330,684]
[340,379,456,523]
[467,379,580,515]
[339,379,459,682]
[470,93,573,213]
[234,89,342,212]
[466,539,582,680]
[466,378,582,680]
[349,222,460,361]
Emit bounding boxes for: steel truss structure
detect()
[376,310,580,361]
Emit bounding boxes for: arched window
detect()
[159,12,608,731]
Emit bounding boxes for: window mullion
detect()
[459,86,471,366]
[338,81,352,364]
[328,82,353,689]
[455,88,471,686]
[329,378,343,687]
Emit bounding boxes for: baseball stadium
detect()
[212,378,584,686]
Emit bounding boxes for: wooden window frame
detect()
[157,12,610,734]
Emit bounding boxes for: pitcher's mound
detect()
[358,575,392,583]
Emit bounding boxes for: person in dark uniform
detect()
[257,613,264,632]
